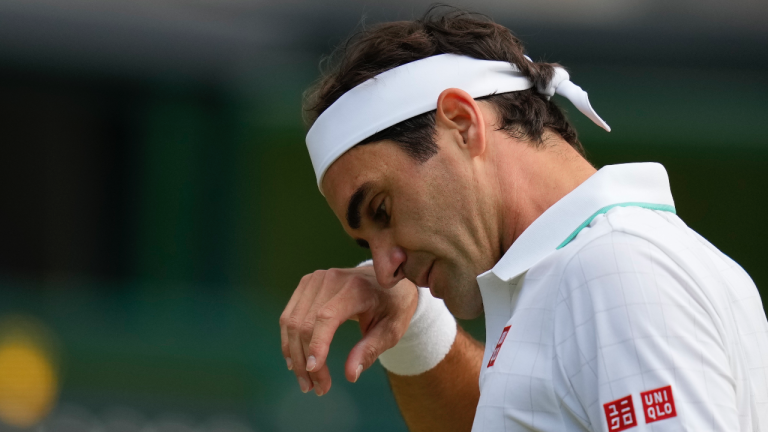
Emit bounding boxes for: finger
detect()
[306,281,375,375]
[308,364,332,396]
[288,331,313,393]
[279,273,313,369]
[281,273,312,324]
[345,321,397,383]
[300,271,343,365]
[280,325,292,370]
[302,271,359,394]
[285,272,326,392]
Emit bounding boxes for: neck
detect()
[492,133,596,257]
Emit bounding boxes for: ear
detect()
[435,88,487,158]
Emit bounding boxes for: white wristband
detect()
[356,259,457,376]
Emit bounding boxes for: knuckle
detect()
[308,338,324,353]
[362,344,379,364]
[325,268,341,279]
[354,292,376,313]
[316,305,337,322]
[299,320,315,340]
[279,313,291,328]
[285,316,301,333]
[349,274,373,291]
[345,276,363,291]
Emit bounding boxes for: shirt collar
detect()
[477,162,675,284]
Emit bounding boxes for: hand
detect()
[279,265,419,396]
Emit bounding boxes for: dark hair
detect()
[303,6,584,162]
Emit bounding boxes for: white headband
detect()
[306,54,610,189]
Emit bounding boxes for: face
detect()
[322,123,500,319]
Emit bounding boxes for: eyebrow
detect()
[346,182,373,230]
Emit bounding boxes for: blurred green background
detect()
[0,1,767,431]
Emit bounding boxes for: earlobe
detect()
[435,88,486,157]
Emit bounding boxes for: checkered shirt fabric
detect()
[473,165,768,431]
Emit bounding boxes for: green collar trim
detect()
[556,202,676,250]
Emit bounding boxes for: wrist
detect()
[378,287,457,376]
[355,259,458,376]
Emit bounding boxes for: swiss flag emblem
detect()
[603,395,637,431]
[641,385,677,424]
[487,325,510,367]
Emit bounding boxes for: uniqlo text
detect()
[641,385,677,424]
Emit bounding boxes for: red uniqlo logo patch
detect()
[641,385,677,424]
[603,395,637,431]
[487,325,511,367]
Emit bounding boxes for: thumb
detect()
[345,322,398,383]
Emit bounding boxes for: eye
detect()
[374,198,389,223]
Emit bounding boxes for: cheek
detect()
[391,158,474,253]
[392,189,467,256]
[395,195,447,245]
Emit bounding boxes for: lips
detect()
[417,261,435,289]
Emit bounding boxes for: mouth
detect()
[418,260,435,290]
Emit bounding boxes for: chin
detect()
[446,297,484,320]
[435,278,484,320]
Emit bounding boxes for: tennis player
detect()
[279,8,768,431]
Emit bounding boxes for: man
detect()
[279,9,768,432]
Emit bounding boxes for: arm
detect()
[388,327,483,432]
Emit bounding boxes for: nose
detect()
[370,236,407,289]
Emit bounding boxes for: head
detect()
[304,7,587,319]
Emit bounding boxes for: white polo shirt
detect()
[473,163,768,432]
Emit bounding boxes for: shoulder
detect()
[527,206,691,301]
[538,206,721,364]
[545,209,739,430]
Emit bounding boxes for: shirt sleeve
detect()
[553,230,739,432]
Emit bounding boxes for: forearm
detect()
[388,327,483,432]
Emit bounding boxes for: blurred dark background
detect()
[0,1,766,431]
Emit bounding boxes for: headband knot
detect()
[537,67,570,99]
